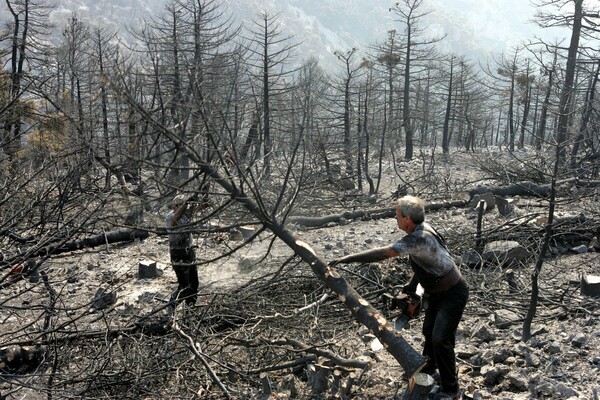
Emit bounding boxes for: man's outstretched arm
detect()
[329,246,398,266]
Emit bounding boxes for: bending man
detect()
[329,195,469,400]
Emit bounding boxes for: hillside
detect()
[5,0,565,69]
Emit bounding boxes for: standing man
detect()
[329,195,469,400]
[165,193,204,308]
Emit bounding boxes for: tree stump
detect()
[342,371,356,400]
[495,196,515,217]
[332,369,343,398]
[307,363,330,396]
[470,192,496,212]
[259,372,272,399]
[505,269,518,294]
[239,225,257,240]
[475,200,486,249]
[138,260,159,279]
[581,275,600,297]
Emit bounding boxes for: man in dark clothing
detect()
[165,194,203,308]
[329,195,469,400]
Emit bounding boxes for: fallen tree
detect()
[29,229,149,258]
[125,100,433,397]
[197,164,428,397]
[287,199,467,228]
[287,177,600,229]
[0,229,151,289]
[466,177,600,198]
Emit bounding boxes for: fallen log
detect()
[466,180,562,198]
[2,313,172,349]
[287,177,600,229]
[1,229,151,287]
[287,199,467,228]
[465,177,600,199]
[30,229,149,258]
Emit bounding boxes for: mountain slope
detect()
[2,0,567,69]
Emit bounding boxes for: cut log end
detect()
[581,274,600,297]
[402,372,435,399]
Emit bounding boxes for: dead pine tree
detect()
[523,0,593,341]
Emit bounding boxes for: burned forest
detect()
[1,0,600,399]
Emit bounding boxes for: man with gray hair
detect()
[329,195,469,400]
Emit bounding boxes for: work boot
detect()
[420,364,440,383]
[428,391,460,400]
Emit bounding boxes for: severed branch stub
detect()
[400,372,435,399]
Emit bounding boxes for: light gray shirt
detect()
[165,210,193,250]
[390,222,456,278]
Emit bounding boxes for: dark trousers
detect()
[169,248,198,306]
[422,279,469,394]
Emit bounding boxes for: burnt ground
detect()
[1,148,600,399]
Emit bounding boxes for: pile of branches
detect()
[0,259,393,399]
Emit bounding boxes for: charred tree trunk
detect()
[570,59,599,168]
[556,0,583,161]
[30,229,149,258]
[287,199,467,228]
[536,52,556,150]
